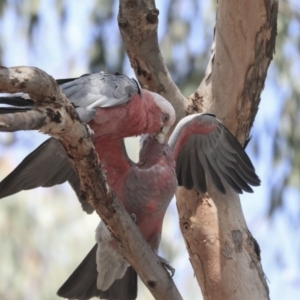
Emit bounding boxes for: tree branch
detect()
[188,0,278,144]
[0,66,183,300]
[0,110,46,131]
[118,0,277,299]
[118,0,187,123]
[180,1,278,299]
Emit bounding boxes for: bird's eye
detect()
[163,114,170,123]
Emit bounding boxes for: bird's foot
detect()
[86,124,94,137]
[158,256,175,277]
[130,213,137,224]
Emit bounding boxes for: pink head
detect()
[139,133,174,167]
[141,89,176,135]
[89,88,176,139]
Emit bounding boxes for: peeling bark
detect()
[119,0,277,299]
[182,0,277,299]
[177,188,269,300]
[0,66,183,300]
[188,0,278,144]
[0,0,277,297]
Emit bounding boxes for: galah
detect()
[1,106,260,299]
[56,113,260,300]
[0,110,260,207]
[58,132,178,300]
[1,72,260,299]
[0,72,175,213]
[169,113,260,194]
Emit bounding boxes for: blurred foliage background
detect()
[0,0,299,299]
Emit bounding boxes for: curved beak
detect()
[155,131,166,144]
[162,126,170,135]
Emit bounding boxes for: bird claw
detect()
[130,213,137,224]
[158,256,175,277]
[86,124,94,137]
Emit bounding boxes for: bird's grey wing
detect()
[0,71,139,110]
[57,244,137,300]
[169,113,260,194]
[59,72,140,108]
[0,71,140,120]
[0,137,94,214]
[74,107,96,123]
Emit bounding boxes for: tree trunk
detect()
[119,0,278,299]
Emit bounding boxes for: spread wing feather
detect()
[189,145,206,193]
[175,150,183,187]
[180,147,193,190]
[0,138,93,213]
[170,113,260,194]
[204,152,226,193]
[212,152,251,193]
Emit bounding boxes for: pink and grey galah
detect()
[0,72,260,300]
[57,113,260,300]
[0,71,175,213]
[58,133,178,300]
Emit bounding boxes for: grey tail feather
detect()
[57,244,138,300]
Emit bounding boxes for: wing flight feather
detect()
[170,113,260,194]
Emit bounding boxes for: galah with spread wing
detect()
[169,113,260,194]
[0,72,175,213]
[0,111,260,208]
[55,113,260,300]
[57,132,178,300]
[1,75,260,299]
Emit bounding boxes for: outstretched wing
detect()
[0,136,133,214]
[0,138,93,213]
[169,113,260,194]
